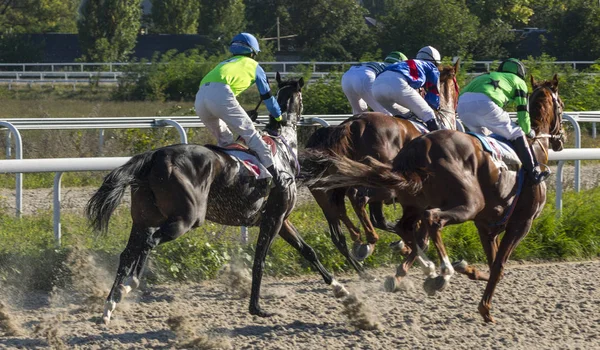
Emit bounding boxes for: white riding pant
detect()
[457,92,524,141]
[195,82,274,167]
[341,65,390,115]
[372,71,435,122]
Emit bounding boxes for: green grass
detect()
[1,187,599,291]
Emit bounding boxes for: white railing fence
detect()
[1,113,599,244]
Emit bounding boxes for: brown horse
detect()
[304,74,564,323]
[302,61,460,275]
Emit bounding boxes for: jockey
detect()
[457,58,550,185]
[195,32,284,187]
[371,46,442,131]
[341,51,408,115]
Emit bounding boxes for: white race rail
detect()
[549,149,600,214]
[0,157,130,246]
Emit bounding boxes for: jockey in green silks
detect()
[457,58,550,185]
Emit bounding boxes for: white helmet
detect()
[416,46,441,65]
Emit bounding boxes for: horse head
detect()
[436,59,460,130]
[265,72,304,132]
[530,74,565,152]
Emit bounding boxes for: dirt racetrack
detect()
[1,260,599,349]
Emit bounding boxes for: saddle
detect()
[205,134,277,179]
[467,132,521,171]
[393,113,430,134]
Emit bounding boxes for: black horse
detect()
[86,73,349,325]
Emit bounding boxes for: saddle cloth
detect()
[467,132,521,171]
[208,135,277,180]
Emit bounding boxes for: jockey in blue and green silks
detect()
[195,32,284,187]
[457,58,550,185]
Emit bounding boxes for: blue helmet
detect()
[229,33,260,55]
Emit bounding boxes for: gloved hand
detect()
[526,129,536,139]
[246,110,259,122]
[273,114,287,127]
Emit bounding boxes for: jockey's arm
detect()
[255,65,282,121]
[513,80,531,135]
[424,68,441,110]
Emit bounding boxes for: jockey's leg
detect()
[457,92,495,135]
[195,85,234,146]
[393,79,439,130]
[372,71,410,116]
[341,70,368,115]
[483,107,550,185]
[360,68,392,115]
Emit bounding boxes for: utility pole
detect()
[277,16,281,51]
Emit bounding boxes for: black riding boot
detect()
[425,119,440,131]
[512,135,550,185]
[267,165,285,189]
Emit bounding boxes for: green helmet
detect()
[384,51,408,64]
[498,58,526,79]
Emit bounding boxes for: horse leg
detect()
[103,225,149,325]
[453,221,501,281]
[279,219,350,299]
[311,189,366,277]
[349,188,379,261]
[383,211,424,292]
[369,201,396,232]
[478,220,532,323]
[249,189,288,317]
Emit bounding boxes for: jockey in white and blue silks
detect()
[341,51,407,115]
[195,32,285,187]
[371,46,443,131]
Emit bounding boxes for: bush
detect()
[113,49,228,102]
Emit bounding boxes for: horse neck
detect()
[279,122,298,155]
[437,79,458,130]
[531,136,550,164]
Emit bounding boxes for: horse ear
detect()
[530,74,537,89]
[453,58,460,75]
[552,73,559,87]
[298,77,305,89]
[276,72,282,85]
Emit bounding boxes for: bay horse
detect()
[86,73,349,325]
[302,61,460,276]
[304,74,564,322]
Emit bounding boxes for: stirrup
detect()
[531,169,551,184]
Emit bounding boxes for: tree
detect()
[150,0,200,34]
[285,0,376,60]
[378,0,479,59]
[0,0,79,33]
[466,0,533,27]
[77,0,143,62]
[198,0,245,43]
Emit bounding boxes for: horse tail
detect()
[86,151,156,233]
[301,151,423,195]
[302,120,355,180]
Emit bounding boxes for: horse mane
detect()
[438,64,457,108]
[529,79,556,133]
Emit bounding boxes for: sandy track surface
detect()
[1,260,599,349]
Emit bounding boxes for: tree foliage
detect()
[77,0,143,62]
[0,0,78,33]
[198,0,245,44]
[378,0,479,59]
[150,0,200,34]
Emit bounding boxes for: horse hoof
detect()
[383,276,399,293]
[103,300,116,325]
[390,240,410,256]
[250,308,274,318]
[452,259,468,273]
[331,280,350,299]
[352,243,374,261]
[478,302,495,323]
[423,275,449,296]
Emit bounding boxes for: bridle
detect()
[531,85,564,142]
